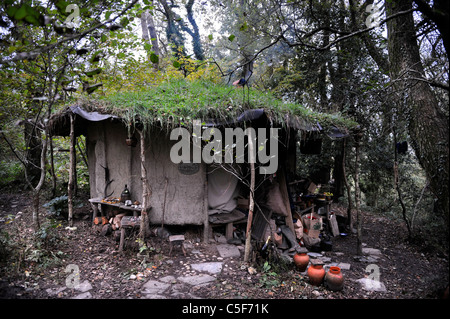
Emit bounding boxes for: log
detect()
[101,223,112,236]
[169,234,185,242]
[112,213,126,230]
[121,216,141,228]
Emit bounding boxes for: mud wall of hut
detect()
[86,120,207,225]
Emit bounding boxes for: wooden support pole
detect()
[68,113,76,227]
[244,128,256,263]
[138,129,151,239]
[203,165,209,244]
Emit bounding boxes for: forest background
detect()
[0,0,448,257]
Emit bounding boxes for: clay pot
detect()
[308,263,325,286]
[325,266,344,291]
[293,253,309,272]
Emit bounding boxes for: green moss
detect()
[75,79,358,133]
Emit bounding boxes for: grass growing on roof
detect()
[78,79,358,132]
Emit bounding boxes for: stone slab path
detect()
[53,242,241,299]
[140,249,230,299]
[45,240,388,299]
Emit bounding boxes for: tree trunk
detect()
[141,8,160,68]
[146,8,160,60]
[140,10,150,49]
[158,0,185,57]
[386,0,449,224]
[393,127,412,238]
[23,120,42,187]
[185,0,204,60]
[32,132,48,231]
[49,134,57,197]
[354,133,363,255]
[238,0,254,84]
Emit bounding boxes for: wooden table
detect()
[89,197,152,251]
[209,209,247,241]
[89,197,144,219]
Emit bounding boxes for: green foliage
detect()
[0,160,24,186]
[27,219,65,268]
[42,195,68,218]
[258,261,281,289]
[0,216,65,274]
[0,230,13,262]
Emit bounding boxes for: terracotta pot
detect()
[308,264,325,286]
[325,266,344,291]
[293,253,309,272]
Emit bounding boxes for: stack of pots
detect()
[300,258,344,291]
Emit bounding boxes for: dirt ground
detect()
[0,189,448,301]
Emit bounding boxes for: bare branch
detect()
[406,77,449,91]
[284,8,417,51]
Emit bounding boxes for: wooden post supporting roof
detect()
[244,127,256,263]
[138,129,151,238]
[68,113,76,227]
[203,166,209,244]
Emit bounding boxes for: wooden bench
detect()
[209,209,247,241]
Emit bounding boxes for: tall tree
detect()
[141,7,160,68]
[157,0,186,57]
[183,0,204,60]
[156,0,205,60]
[386,0,449,223]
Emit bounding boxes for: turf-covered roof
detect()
[50,79,359,136]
